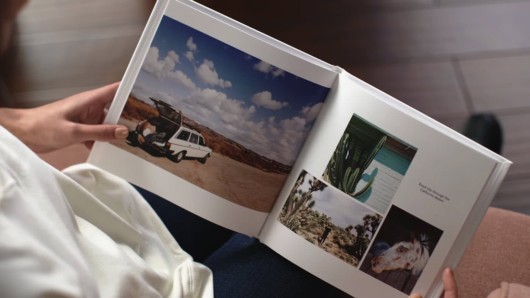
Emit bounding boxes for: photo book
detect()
[88,0,512,297]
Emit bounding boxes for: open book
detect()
[88,0,512,297]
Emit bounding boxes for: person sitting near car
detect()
[138,119,167,144]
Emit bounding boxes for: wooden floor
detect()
[3,0,530,214]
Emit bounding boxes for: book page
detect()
[88,0,338,236]
[259,71,510,297]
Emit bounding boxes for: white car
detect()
[164,126,212,163]
[127,97,212,164]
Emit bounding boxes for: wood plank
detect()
[458,53,530,112]
[197,1,437,65]
[8,35,141,93]
[199,0,435,23]
[492,178,530,215]
[17,0,153,37]
[496,112,530,180]
[264,1,530,65]
[12,85,114,108]
[351,61,469,119]
[441,112,530,181]
[6,0,154,107]
[438,0,530,6]
[356,0,434,7]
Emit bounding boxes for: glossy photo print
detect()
[279,170,382,267]
[112,16,331,212]
[323,114,417,214]
[359,206,443,295]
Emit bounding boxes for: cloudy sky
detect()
[296,172,380,229]
[129,16,330,165]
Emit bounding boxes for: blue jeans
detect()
[137,187,349,297]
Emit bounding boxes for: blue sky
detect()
[129,16,330,165]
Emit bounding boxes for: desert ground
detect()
[110,139,287,213]
[297,226,361,267]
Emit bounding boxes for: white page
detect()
[260,71,510,297]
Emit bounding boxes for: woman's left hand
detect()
[0,83,129,153]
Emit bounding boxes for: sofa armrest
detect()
[456,207,530,298]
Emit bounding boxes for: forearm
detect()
[0,107,45,152]
[0,107,28,139]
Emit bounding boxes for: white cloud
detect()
[272,68,285,77]
[301,102,323,122]
[251,91,288,110]
[186,37,197,51]
[254,60,285,77]
[168,70,196,90]
[183,88,296,164]
[156,91,181,108]
[143,47,170,77]
[185,37,197,62]
[185,51,194,61]
[262,115,309,164]
[195,59,232,88]
[254,61,272,73]
[191,88,250,117]
[311,184,376,229]
[167,50,179,63]
[133,82,312,165]
[142,47,195,90]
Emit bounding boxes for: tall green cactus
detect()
[324,133,387,198]
[362,135,387,175]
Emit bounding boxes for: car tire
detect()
[199,156,208,164]
[169,151,185,163]
[126,131,140,147]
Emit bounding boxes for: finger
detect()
[84,140,95,150]
[443,268,458,298]
[409,294,422,298]
[73,124,129,143]
[85,82,120,106]
[63,82,120,110]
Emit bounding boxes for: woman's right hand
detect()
[409,268,458,298]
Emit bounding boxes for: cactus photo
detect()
[323,115,417,214]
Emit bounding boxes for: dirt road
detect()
[111,140,287,212]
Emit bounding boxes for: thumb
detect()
[75,124,129,143]
[442,268,458,298]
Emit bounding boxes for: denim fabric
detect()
[204,234,349,298]
[136,186,234,262]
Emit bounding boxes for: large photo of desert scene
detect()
[110,16,331,213]
[278,170,383,267]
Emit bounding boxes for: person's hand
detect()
[0,83,129,153]
[409,268,458,298]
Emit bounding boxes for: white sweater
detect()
[0,126,213,297]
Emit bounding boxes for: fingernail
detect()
[115,127,129,139]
